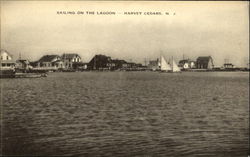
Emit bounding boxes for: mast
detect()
[144,58,147,66]
[94,55,96,70]
[172,56,174,71]
[158,52,162,70]
[64,53,66,69]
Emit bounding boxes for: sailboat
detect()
[159,56,181,73]
[171,56,181,72]
[159,56,171,72]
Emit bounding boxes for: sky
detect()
[1,1,249,67]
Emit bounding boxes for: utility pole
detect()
[19,52,21,60]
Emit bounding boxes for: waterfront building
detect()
[196,56,214,69]
[16,59,32,71]
[34,55,63,70]
[61,53,82,69]
[126,62,144,71]
[121,62,131,69]
[223,63,234,69]
[178,59,196,70]
[88,54,144,71]
[128,62,137,68]
[75,62,88,71]
[71,62,88,71]
[111,59,127,70]
[0,49,15,70]
[88,54,112,70]
[106,62,116,70]
[148,59,160,71]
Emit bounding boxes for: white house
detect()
[178,59,196,69]
[33,55,63,70]
[61,53,82,69]
[0,49,15,70]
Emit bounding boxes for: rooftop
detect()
[197,56,212,61]
[38,55,60,62]
[0,49,13,57]
[62,53,81,60]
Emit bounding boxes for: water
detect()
[0,71,249,156]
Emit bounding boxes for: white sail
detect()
[172,59,181,72]
[161,56,171,71]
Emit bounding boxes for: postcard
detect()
[1,1,249,156]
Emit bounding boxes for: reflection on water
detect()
[1,72,249,156]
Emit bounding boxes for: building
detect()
[196,56,214,69]
[126,62,144,71]
[106,62,116,70]
[34,55,63,70]
[121,62,131,69]
[16,59,32,72]
[61,53,82,69]
[88,54,144,71]
[148,59,160,71]
[71,62,88,71]
[0,49,15,70]
[75,63,88,71]
[88,54,112,70]
[111,59,127,70]
[223,63,234,69]
[178,59,196,70]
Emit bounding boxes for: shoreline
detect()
[1,68,249,79]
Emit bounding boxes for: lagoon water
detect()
[0,71,249,156]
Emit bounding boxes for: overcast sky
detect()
[1,1,249,67]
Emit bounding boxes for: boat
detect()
[0,69,15,78]
[0,70,47,78]
[159,56,171,72]
[14,72,47,78]
[159,56,181,73]
[171,56,181,72]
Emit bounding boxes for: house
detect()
[178,59,196,69]
[129,62,137,68]
[34,55,63,70]
[30,61,39,68]
[136,63,143,68]
[71,62,88,71]
[113,60,144,70]
[121,62,131,69]
[16,59,32,72]
[126,62,139,71]
[196,56,214,69]
[223,63,234,69]
[88,54,144,71]
[106,61,116,70]
[0,49,15,70]
[148,59,160,71]
[88,54,112,70]
[111,59,127,70]
[75,62,88,71]
[61,53,82,69]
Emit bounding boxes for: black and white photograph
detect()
[0,1,249,156]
